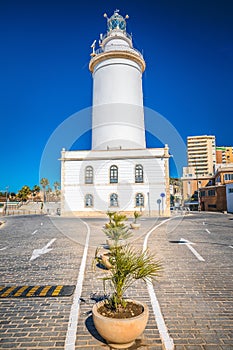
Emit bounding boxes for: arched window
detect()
[110,165,118,183]
[110,193,118,207]
[135,193,144,207]
[85,194,93,207]
[85,166,93,184]
[135,164,143,183]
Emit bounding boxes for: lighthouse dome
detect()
[107,10,127,32]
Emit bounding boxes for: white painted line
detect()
[143,218,174,350]
[143,218,171,252]
[229,245,233,249]
[179,238,205,262]
[205,229,211,234]
[31,229,38,235]
[65,220,90,350]
[146,279,174,350]
[0,246,8,251]
[203,222,205,225]
[30,238,56,261]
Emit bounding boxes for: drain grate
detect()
[0,285,75,298]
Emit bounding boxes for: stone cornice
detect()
[89,50,146,73]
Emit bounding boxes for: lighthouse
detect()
[61,11,170,216]
[90,10,146,150]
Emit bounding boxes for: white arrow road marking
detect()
[31,229,38,235]
[0,246,8,251]
[179,238,205,262]
[30,238,56,261]
[205,229,211,234]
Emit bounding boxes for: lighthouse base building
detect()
[61,147,170,217]
[60,11,170,217]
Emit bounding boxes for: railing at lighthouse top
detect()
[94,45,144,59]
[101,31,132,42]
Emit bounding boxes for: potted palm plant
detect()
[92,218,162,349]
[104,211,128,247]
[95,213,132,269]
[130,211,142,229]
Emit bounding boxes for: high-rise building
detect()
[187,135,216,177]
[60,10,170,216]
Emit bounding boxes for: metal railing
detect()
[94,45,143,58]
[101,31,132,42]
[1,208,60,217]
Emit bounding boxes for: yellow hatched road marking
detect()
[0,286,5,292]
[52,285,63,296]
[39,285,52,296]
[26,286,40,297]
[1,286,16,297]
[14,286,29,297]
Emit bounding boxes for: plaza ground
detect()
[0,212,232,349]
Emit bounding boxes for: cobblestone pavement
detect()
[148,212,233,350]
[0,213,232,349]
[0,215,83,350]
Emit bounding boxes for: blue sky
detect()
[0,0,232,193]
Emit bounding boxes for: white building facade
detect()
[226,183,233,213]
[61,10,170,216]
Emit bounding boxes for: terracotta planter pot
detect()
[100,253,113,269]
[92,299,149,349]
[130,223,141,229]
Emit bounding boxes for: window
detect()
[110,193,118,207]
[85,166,93,184]
[200,191,206,197]
[135,193,144,207]
[110,165,118,183]
[208,189,215,196]
[224,173,233,181]
[208,204,216,208]
[135,164,143,183]
[229,188,233,193]
[85,194,93,207]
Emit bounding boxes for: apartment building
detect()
[182,135,216,201]
[199,164,233,212]
[187,135,216,176]
[182,166,211,201]
[216,146,233,164]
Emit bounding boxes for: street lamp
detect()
[5,186,9,214]
[194,162,201,211]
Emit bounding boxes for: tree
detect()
[53,181,60,191]
[32,185,40,193]
[53,181,61,201]
[17,185,31,202]
[40,178,49,202]
[32,185,40,201]
[46,186,52,201]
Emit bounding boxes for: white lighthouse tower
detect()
[90,10,146,150]
[61,10,170,217]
